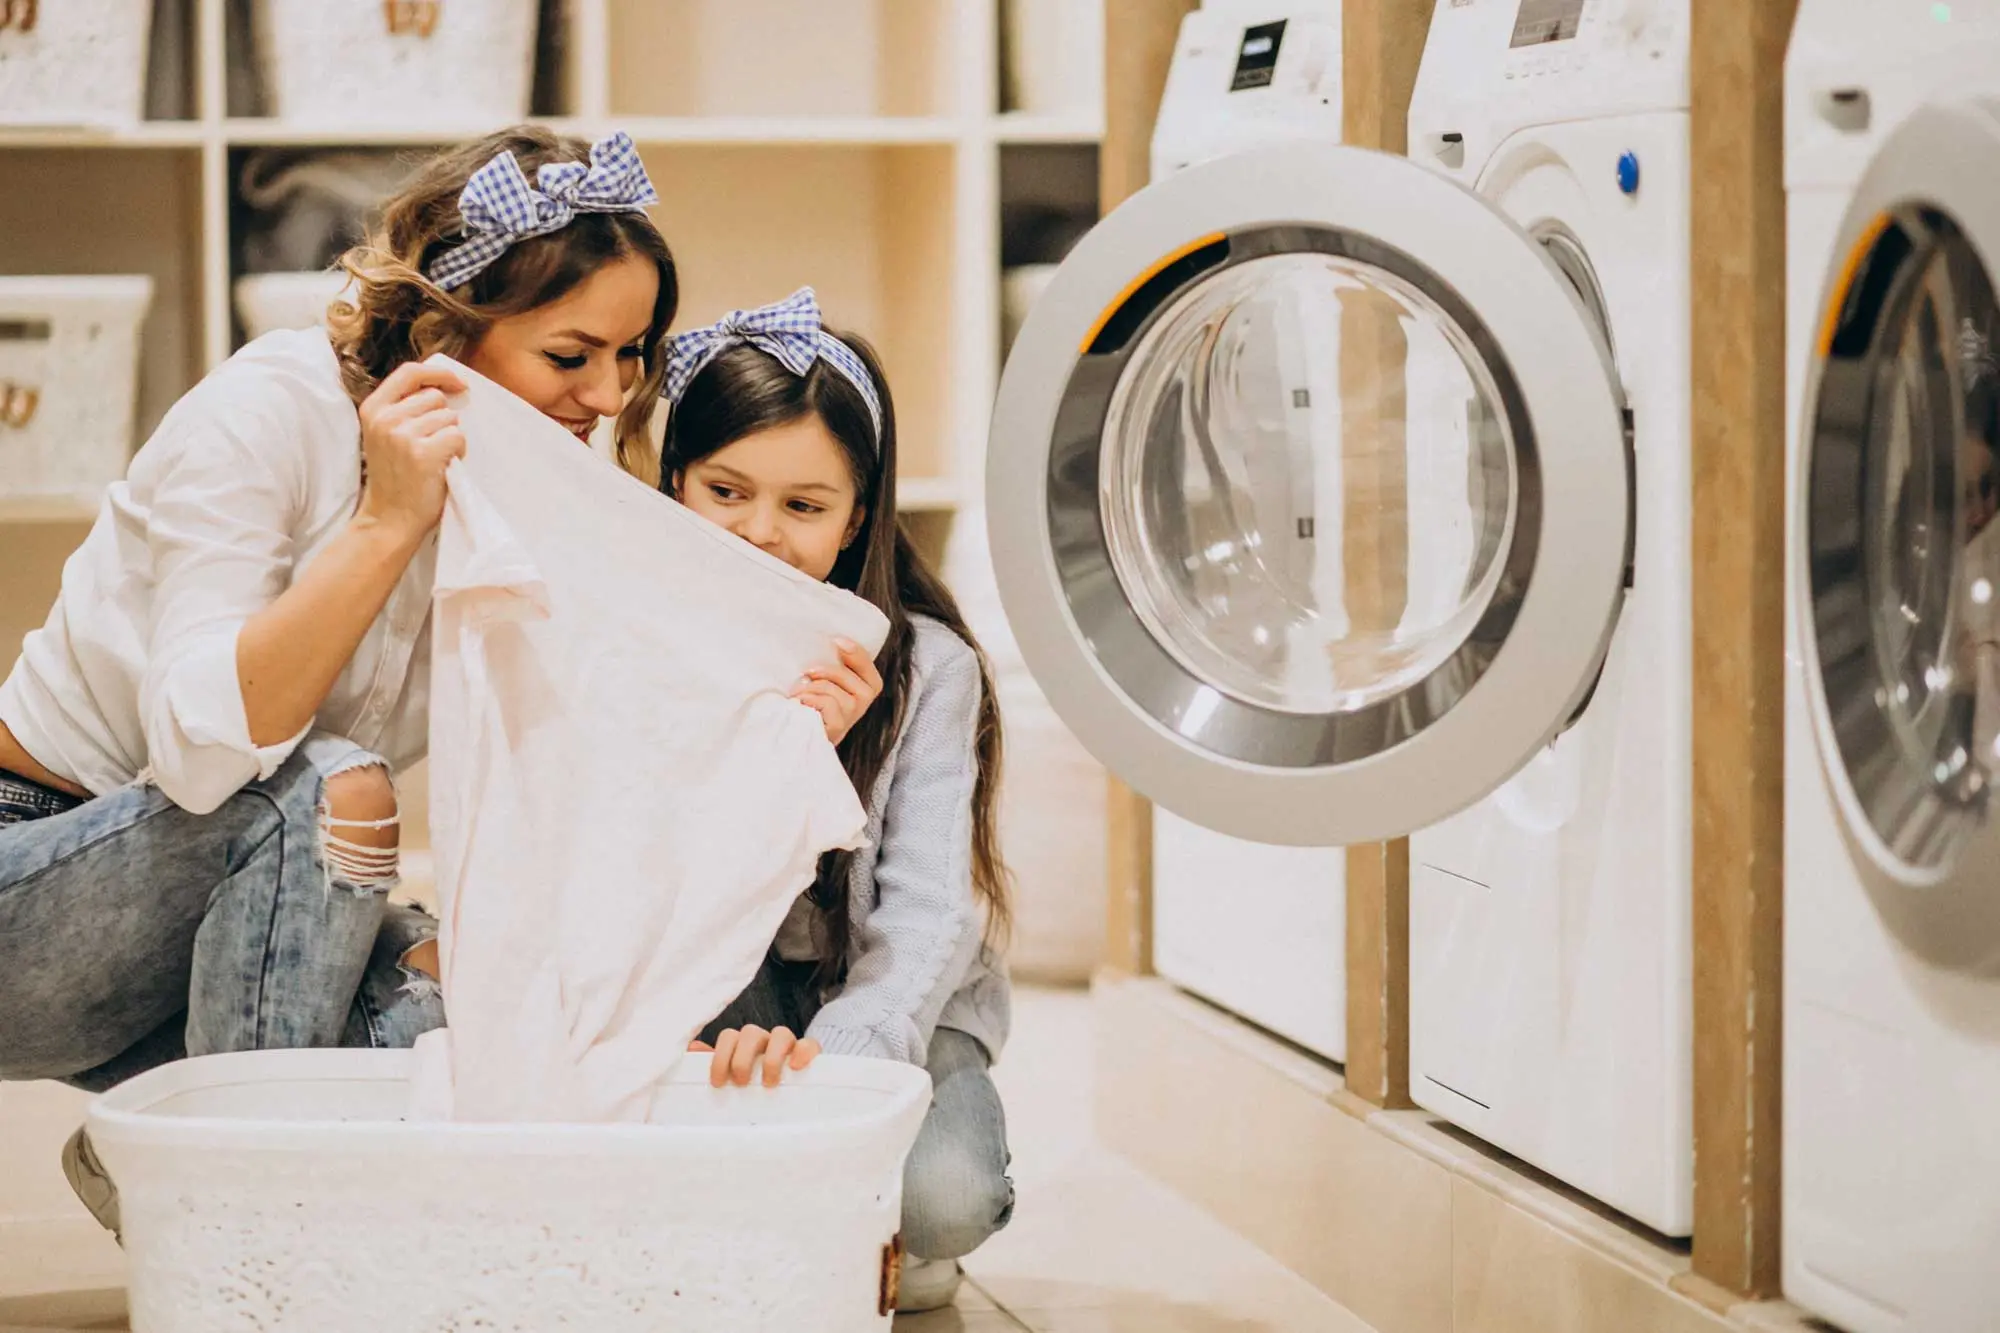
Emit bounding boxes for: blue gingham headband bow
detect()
[664,288,884,439]
[428,131,658,291]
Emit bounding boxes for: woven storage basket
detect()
[255,0,538,127]
[0,0,154,128]
[0,276,155,509]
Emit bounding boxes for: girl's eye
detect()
[708,484,743,502]
[787,500,826,516]
[617,344,645,361]
[545,351,589,371]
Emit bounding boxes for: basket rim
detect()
[87,1047,935,1155]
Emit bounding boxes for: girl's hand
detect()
[355,362,469,546]
[688,1025,822,1088]
[792,638,884,747]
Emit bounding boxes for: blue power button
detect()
[1617,151,1641,196]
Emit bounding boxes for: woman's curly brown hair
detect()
[326,125,678,482]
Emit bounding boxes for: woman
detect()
[0,126,675,1229]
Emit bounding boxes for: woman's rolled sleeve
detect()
[136,422,308,814]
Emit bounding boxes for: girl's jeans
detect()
[0,736,444,1091]
[702,954,1017,1262]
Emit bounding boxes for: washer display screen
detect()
[1510,0,1588,47]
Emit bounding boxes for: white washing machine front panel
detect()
[1785,4,2000,1328]
[1399,0,1694,1236]
[1152,811,1347,1061]
[1410,116,1693,1238]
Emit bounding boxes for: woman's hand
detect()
[354,362,469,546]
[688,1025,822,1088]
[792,638,884,747]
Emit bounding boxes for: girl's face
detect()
[678,414,864,580]
[465,253,659,443]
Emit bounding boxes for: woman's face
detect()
[465,253,659,443]
[677,414,863,580]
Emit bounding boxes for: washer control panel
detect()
[1150,3,1345,180]
[1411,0,1688,183]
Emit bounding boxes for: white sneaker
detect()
[895,1255,964,1312]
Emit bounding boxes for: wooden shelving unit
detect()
[0,0,1105,539]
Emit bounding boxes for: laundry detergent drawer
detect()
[88,1048,931,1333]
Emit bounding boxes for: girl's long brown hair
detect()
[326,125,679,481]
[661,334,1011,980]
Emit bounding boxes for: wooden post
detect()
[1339,0,1429,1111]
[1097,0,1199,977]
[1101,0,1198,220]
[1684,0,1794,1303]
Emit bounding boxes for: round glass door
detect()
[1098,249,1518,723]
[1807,204,2000,876]
[990,142,1631,846]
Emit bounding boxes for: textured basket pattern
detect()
[255,0,538,126]
[0,277,154,504]
[0,0,154,127]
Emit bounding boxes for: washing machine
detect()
[988,0,1634,1128]
[1402,0,1693,1237]
[1145,1,1353,1064]
[1784,3,2000,1330]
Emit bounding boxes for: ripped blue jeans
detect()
[0,735,444,1090]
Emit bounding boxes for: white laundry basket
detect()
[0,0,154,128]
[0,276,155,510]
[255,0,539,127]
[88,1048,931,1333]
[234,271,353,340]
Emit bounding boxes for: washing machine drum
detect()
[1802,101,2000,891]
[988,141,1633,847]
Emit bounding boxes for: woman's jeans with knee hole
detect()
[702,954,1017,1262]
[0,736,445,1091]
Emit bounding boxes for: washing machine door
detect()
[1800,101,2000,900]
[989,141,1631,848]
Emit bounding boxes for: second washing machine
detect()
[1785,2,2000,1329]
[1404,0,1694,1237]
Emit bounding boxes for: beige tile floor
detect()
[898,986,1374,1333]
[0,987,1374,1333]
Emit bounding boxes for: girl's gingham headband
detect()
[664,287,883,440]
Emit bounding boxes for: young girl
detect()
[0,126,676,1232]
[659,289,1015,1313]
